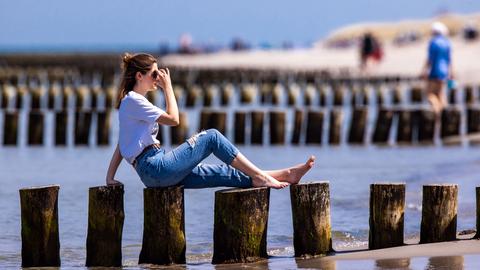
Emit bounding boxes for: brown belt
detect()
[133,143,161,168]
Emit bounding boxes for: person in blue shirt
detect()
[421,21,453,115]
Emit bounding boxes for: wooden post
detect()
[105,87,116,109]
[441,108,461,140]
[28,110,44,145]
[185,87,199,107]
[16,87,26,109]
[410,87,423,103]
[416,109,436,144]
[348,107,367,144]
[375,88,384,105]
[465,85,475,105]
[48,84,60,110]
[221,84,234,106]
[392,86,402,105]
[212,187,270,264]
[318,86,327,107]
[55,110,68,146]
[3,111,19,145]
[240,84,255,104]
[396,110,413,144]
[467,107,480,134]
[305,111,323,144]
[369,183,405,249]
[234,112,246,144]
[290,182,332,257]
[30,88,43,109]
[372,108,393,144]
[86,185,125,267]
[269,111,285,145]
[361,87,369,105]
[199,110,227,135]
[251,111,264,145]
[304,84,315,106]
[170,112,188,145]
[20,185,60,267]
[420,184,458,243]
[203,85,215,107]
[96,110,111,145]
[475,187,480,239]
[139,186,186,265]
[291,109,303,145]
[287,84,300,106]
[332,85,343,106]
[449,88,457,104]
[328,109,342,145]
[74,110,92,145]
[62,86,73,109]
[272,83,283,105]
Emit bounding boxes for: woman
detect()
[106,53,315,189]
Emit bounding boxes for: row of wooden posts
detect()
[2,81,480,110]
[2,105,480,146]
[19,182,478,267]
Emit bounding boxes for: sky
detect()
[1,0,480,51]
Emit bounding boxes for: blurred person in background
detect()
[359,32,383,71]
[421,21,453,116]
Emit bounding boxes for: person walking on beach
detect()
[359,32,383,71]
[105,53,315,189]
[421,21,452,115]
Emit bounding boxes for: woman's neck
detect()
[133,84,149,97]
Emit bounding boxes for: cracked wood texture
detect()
[420,184,458,243]
[139,186,186,265]
[86,185,124,267]
[20,185,60,267]
[369,183,405,249]
[212,187,270,264]
[290,182,332,257]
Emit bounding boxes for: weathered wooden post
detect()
[416,109,436,144]
[290,182,332,257]
[203,85,215,107]
[251,111,264,145]
[16,87,26,109]
[372,108,393,144]
[105,86,116,109]
[392,86,402,105]
[369,183,405,249]
[420,184,458,243]
[96,110,111,145]
[86,185,125,267]
[449,88,457,104]
[441,108,461,140]
[272,83,283,105]
[234,111,246,144]
[185,87,199,107]
[20,185,60,267]
[396,110,413,144]
[74,110,92,145]
[221,83,234,106]
[55,110,68,146]
[287,84,300,106]
[327,108,342,145]
[240,84,256,104]
[410,86,423,103]
[475,187,480,239]
[170,112,188,145]
[305,110,323,144]
[467,107,480,144]
[212,187,270,264]
[375,87,384,105]
[304,84,315,106]
[332,84,343,106]
[318,86,327,107]
[28,110,44,145]
[361,87,369,105]
[465,85,475,105]
[61,85,73,109]
[348,107,367,144]
[269,111,285,145]
[291,109,304,145]
[139,186,186,265]
[3,111,19,145]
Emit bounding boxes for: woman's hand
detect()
[157,68,172,91]
[106,178,123,186]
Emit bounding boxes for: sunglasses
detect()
[151,70,159,80]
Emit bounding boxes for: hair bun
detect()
[122,53,133,70]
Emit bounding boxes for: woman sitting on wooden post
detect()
[105,53,315,189]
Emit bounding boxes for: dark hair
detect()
[117,52,157,108]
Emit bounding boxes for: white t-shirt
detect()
[118,91,165,164]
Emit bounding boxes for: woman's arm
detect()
[156,68,179,126]
[106,144,124,186]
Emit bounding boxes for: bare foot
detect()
[252,173,289,189]
[284,156,316,184]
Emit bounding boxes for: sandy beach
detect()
[162,38,480,85]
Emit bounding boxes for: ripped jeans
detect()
[134,129,253,188]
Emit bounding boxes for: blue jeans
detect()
[134,129,253,189]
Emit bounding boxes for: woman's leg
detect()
[264,156,316,184]
[179,163,252,189]
[155,129,287,188]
